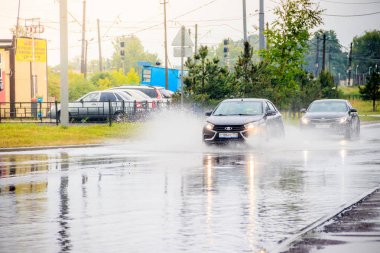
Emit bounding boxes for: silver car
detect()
[48,90,135,122]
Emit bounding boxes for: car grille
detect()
[213,125,245,131]
[310,118,339,124]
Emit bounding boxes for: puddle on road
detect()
[1,112,379,252]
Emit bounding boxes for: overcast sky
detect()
[1,0,379,66]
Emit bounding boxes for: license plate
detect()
[219,132,238,138]
[316,124,330,129]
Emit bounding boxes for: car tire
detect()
[113,111,126,123]
[344,123,353,140]
[354,122,360,139]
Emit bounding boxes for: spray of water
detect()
[121,107,360,158]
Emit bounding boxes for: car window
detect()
[159,89,172,98]
[114,92,128,101]
[100,92,117,102]
[82,92,100,102]
[126,89,151,100]
[267,101,276,112]
[213,101,263,115]
[135,88,157,98]
[308,101,348,112]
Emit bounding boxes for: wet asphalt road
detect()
[0,120,380,253]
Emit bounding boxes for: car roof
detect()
[114,85,156,89]
[221,98,268,102]
[312,99,348,103]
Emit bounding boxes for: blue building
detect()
[139,62,183,92]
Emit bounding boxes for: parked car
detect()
[109,88,157,109]
[300,99,360,139]
[202,98,285,144]
[154,86,173,103]
[48,90,135,122]
[113,85,163,102]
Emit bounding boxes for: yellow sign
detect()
[16,38,47,62]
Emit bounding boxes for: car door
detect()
[81,92,103,118]
[265,101,283,134]
[99,92,120,116]
[347,101,359,127]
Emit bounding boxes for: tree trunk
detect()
[373,99,376,112]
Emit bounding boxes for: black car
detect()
[202,98,285,144]
[300,99,360,139]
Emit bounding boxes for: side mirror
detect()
[205,111,212,116]
[349,108,357,113]
[265,110,276,116]
[300,108,306,113]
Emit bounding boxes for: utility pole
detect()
[60,0,69,126]
[328,46,332,73]
[84,40,88,78]
[242,0,247,42]
[194,24,198,55]
[348,42,352,86]
[97,19,103,72]
[322,33,326,72]
[80,0,86,75]
[259,0,265,53]
[315,36,319,78]
[180,26,185,107]
[162,0,169,90]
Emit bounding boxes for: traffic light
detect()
[223,39,229,59]
[120,41,125,59]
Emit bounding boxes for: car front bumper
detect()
[203,126,265,144]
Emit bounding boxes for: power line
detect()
[323,11,380,17]
[319,0,380,4]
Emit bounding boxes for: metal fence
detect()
[0,100,169,125]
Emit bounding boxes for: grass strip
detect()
[0,123,141,148]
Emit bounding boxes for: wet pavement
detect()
[1,117,380,252]
[279,189,380,253]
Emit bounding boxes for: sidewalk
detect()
[277,188,380,253]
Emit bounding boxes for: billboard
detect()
[15,38,47,62]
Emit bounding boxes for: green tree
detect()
[353,30,380,82]
[359,68,380,112]
[68,72,96,100]
[184,46,233,105]
[48,67,60,100]
[111,35,158,72]
[263,0,323,108]
[126,68,140,84]
[90,72,114,90]
[318,71,337,98]
[233,42,272,99]
[303,30,348,81]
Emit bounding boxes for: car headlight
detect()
[339,116,348,124]
[205,122,214,130]
[301,117,310,125]
[244,119,265,130]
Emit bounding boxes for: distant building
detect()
[0,37,48,104]
[139,62,185,92]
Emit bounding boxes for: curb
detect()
[270,186,380,253]
[0,144,104,153]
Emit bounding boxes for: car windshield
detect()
[308,101,348,112]
[213,101,263,116]
[122,89,150,100]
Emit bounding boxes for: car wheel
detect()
[277,123,285,138]
[355,122,361,139]
[113,111,126,123]
[344,123,353,140]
